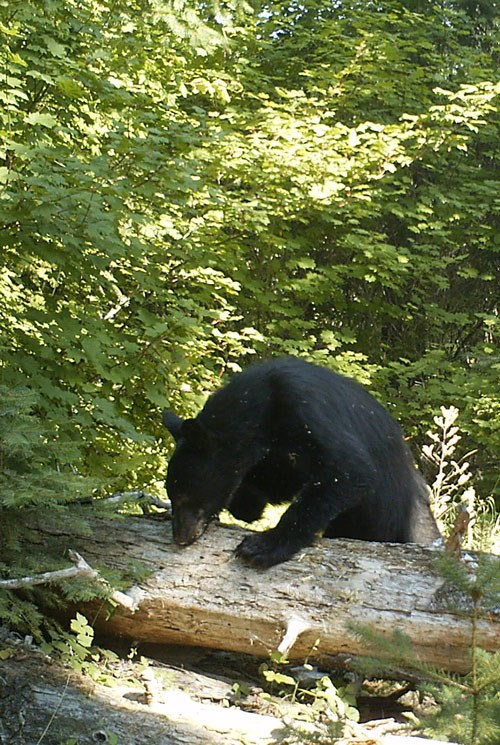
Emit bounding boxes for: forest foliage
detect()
[0,0,498,589]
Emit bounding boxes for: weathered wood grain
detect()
[39,516,499,673]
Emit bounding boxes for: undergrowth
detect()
[424,405,499,553]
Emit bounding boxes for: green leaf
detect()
[25,112,58,128]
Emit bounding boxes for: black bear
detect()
[162,357,439,567]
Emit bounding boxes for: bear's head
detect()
[163,411,242,546]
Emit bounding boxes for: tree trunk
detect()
[39,516,498,674]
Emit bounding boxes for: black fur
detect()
[163,357,439,567]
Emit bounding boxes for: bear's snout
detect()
[172,509,209,547]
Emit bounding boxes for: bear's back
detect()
[197,357,400,450]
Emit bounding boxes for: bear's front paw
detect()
[235,530,298,568]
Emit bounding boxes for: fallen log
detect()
[37,516,498,674]
[0,640,460,745]
[0,644,287,745]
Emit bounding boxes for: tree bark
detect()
[38,516,498,674]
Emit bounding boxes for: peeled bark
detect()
[33,515,499,675]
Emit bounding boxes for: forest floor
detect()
[1,625,435,744]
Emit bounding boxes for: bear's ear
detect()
[181,418,213,450]
[162,410,185,441]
